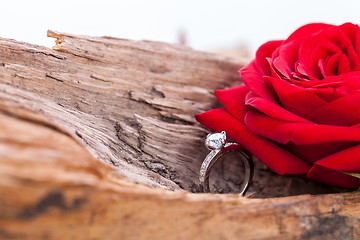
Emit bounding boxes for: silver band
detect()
[199,131,253,196]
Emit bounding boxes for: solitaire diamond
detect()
[205,131,227,150]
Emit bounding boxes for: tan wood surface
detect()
[0,31,359,239]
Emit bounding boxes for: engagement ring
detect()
[199,131,253,196]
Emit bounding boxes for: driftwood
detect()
[0,31,359,240]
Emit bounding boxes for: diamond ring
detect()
[199,131,253,196]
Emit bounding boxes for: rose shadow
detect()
[208,152,337,198]
[186,129,355,198]
[200,134,341,198]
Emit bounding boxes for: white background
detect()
[1,0,360,55]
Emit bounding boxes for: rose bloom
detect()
[196,23,360,188]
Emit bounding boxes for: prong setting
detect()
[205,131,227,150]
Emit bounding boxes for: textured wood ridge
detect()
[0,31,359,239]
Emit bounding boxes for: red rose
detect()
[196,23,360,188]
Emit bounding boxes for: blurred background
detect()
[1,0,360,58]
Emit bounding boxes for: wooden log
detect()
[0,31,359,239]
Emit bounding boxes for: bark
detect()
[0,31,359,239]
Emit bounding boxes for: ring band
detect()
[199,131,253,196]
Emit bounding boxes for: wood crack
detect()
[113,121,142,156]
[45,73,64,82]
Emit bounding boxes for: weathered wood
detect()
[0,31,359,239]
[1,30,248,192]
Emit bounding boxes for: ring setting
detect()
[205,131,227,150]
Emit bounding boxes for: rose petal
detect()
[245,110,360,145]
[272,40,303,79]
[214,85,249,122]
[342,71,360,93]
[285,74,343,91]
[315,42,342,77]
[325,53,341,76]
[295,60,309,78]
[195,108,310,175]
[308,93,360,126]
[240,61,277,103]
[315,144,360,172]
[266,57,283,79]
[310,42,341,79]
[244,91,311,123]
[275,39,303,74]
[254,40,283,76]
[285,23,332,43]
[273,57,291,78]
[339,22,360,70]
[318,58,326,77]
[285,141,357,165]
[310,87,343,103]
[264,76,326,118]
[356,30,360,60]
[339,22,359,45]
[338,54,351,74]
[314,41,343,78]
[307,164,359,188]
[299,26,357,79]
